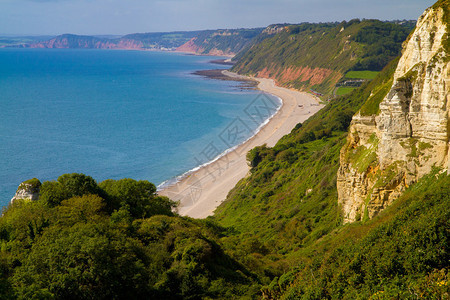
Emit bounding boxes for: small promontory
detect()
[10,178,41,203]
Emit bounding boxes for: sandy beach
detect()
[159,70,324,218]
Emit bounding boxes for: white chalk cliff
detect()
[337,1,449,223]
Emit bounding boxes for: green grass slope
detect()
[265,170,450,299]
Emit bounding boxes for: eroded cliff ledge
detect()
[337,1,449,223]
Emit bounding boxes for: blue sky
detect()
[0,0,436,35]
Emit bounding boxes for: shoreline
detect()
[158,70,324,218]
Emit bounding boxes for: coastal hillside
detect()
[27,34,141,49]
[25,32,201,50]
[176,28,263,56]
[231,20,414,96]
[14,29,262,53]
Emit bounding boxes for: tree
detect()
[11,222,152,299]
[99,179,176,218]
[39,173,101,207]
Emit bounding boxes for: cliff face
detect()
[251,64,340,93]
[10,178,41,204]
[337,2,449,223]
[176,37,204,54]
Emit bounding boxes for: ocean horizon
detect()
[0,49,279,207]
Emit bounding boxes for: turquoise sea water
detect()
[0,49,279,207]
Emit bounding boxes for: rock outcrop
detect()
[337,1,449,223]
[10,178,41,203]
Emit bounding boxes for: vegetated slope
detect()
[232,20,414,96]
[264,170,449,299]
[28,34,125,49]
[213,59,399,274]
[0,174,259,299]
[121,31,202,49]
[176,28,263,56]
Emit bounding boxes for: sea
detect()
[0,49,280,208]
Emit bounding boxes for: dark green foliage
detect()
[2,9,448,297]
[39,173,101,207]
[0,178,256,299]
[1,56,448,298]
[99,178,175,218]
[12,222,151,299]
[351,21,412,71]
[246,145,269,169]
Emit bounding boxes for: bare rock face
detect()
[11,178,41,204]
[337,2,449,223]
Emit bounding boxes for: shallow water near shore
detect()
[0,49,280,207]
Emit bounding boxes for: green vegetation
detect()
[345,136,379,173]
[0,174,257,299]
[232,20,413,95]
[359,57,398,115]
[124,29,262,52]
[122,31,202,49]
[336,86,356,95]
[213,58,401,273]
[17,178,41,191]
[345,70,379,79]
[263,170,450,299]
[350,21,413,71]
[433,0,450,54]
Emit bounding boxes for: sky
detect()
[0,0,437,36]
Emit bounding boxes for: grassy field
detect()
[336,86,356,95]
[345,70,379,79]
